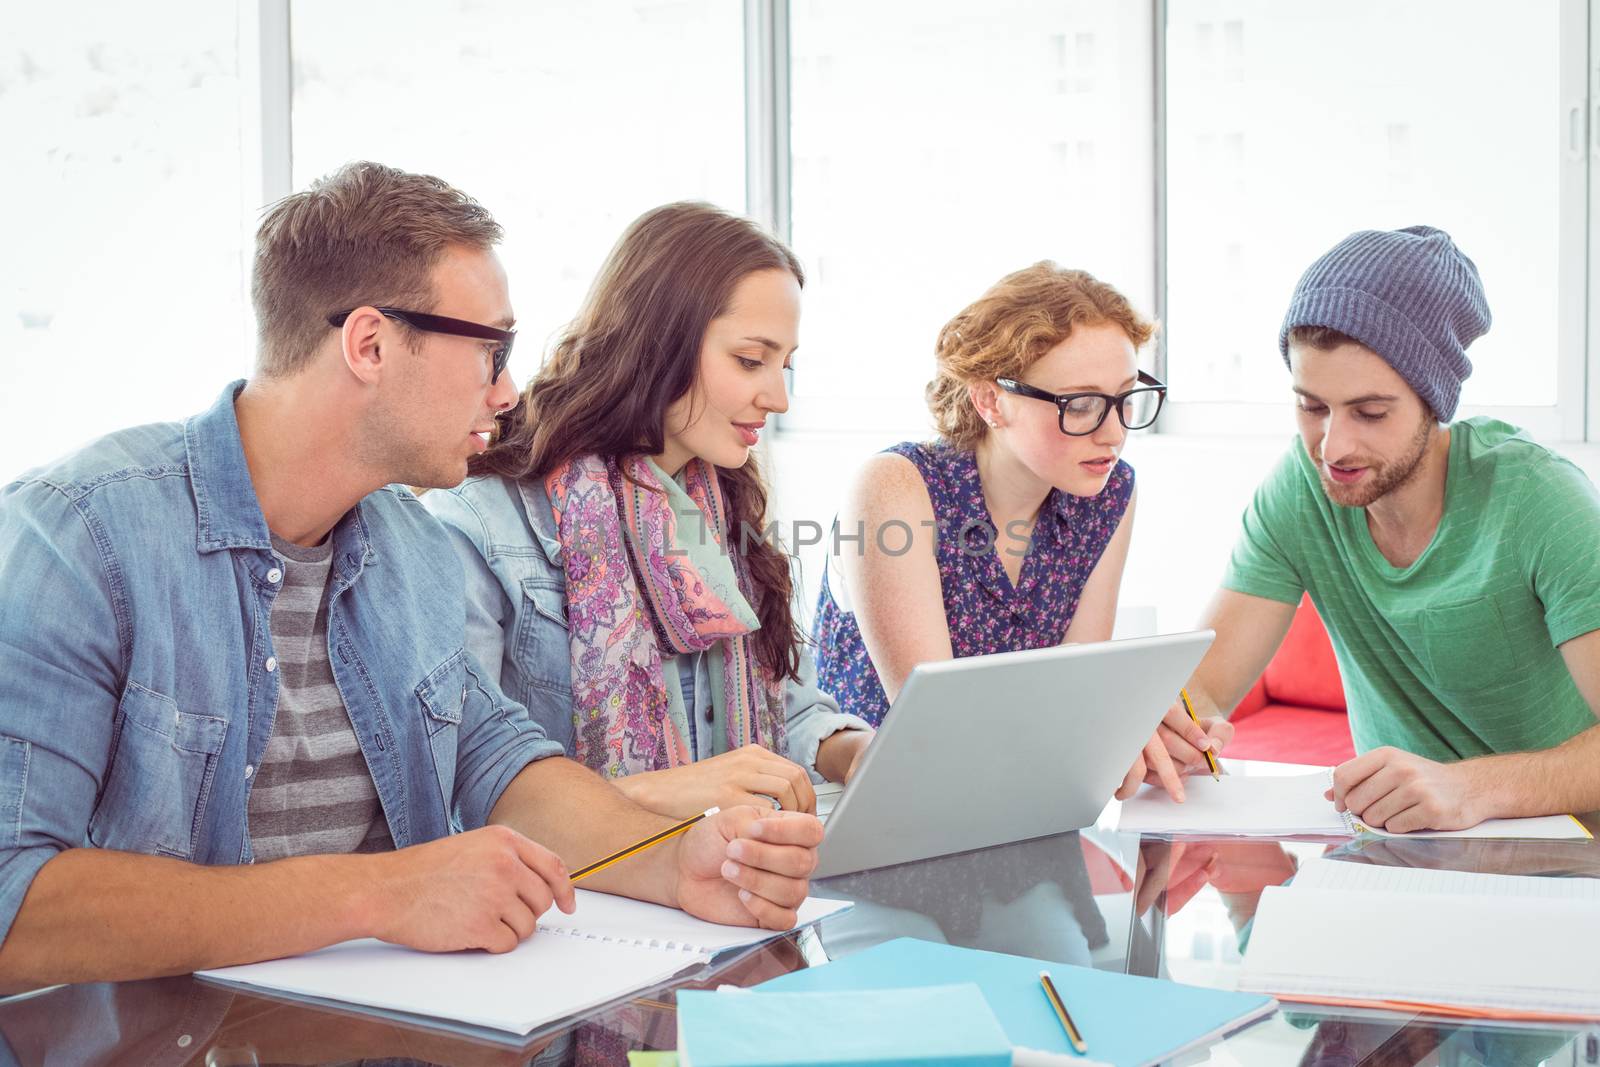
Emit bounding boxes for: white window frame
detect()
[768,0,1159,440]
[1586,0,1600,440]
[236,1,1593,444]
[1154,0,1591,442]
[235,0,293,358]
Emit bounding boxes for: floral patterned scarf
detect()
[545,454,785,776]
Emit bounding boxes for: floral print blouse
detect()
[814,440,1136,725]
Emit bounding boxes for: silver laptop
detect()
[813,630,1214,878]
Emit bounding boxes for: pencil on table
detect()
[1038,970,1087,1054]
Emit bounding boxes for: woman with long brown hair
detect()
[425,202,870,818]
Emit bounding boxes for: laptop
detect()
[812,630,1214,878]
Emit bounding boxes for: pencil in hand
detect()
[570,807,720,882]
[1179,687,1222,782]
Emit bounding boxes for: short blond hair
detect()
[926,262,1156,450]
[251,161,503,377]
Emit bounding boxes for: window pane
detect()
[1165,0,1564,407]
[789,0,1156,407]
[291,0,745,380]
[1,2,247,477]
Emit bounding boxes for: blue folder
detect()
[755,938,1277,1067]
[676,984,1014,1067]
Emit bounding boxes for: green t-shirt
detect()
[1223,417,1600,760]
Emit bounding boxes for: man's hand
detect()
[616,745,817,818]
[673,807,823,930]
[1328,747,1480,833]
[1114,700,1233,802]
[369,825,576,953]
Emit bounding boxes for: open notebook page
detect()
[200,927,698,1035]
[1239,885,1600,1017]
[539,889,850,952]
[200,892,852,1036]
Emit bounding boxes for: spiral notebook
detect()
[198,890,851,1036]
[1239,866,1600,1019]
[1116,768,1590,839]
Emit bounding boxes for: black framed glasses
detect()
[995,370,1168,436]
[327,306,516,384]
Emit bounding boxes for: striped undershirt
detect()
[248,533,393,863]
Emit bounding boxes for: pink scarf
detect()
[545,454,784,776]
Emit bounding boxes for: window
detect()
[9,1,1594,478]
[2,3,250,477]
[1162,0,1580,436]
[783,0,1157,434]
[290,0,746,381]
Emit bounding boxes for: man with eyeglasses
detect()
[1161,226,1600,832]
[0,161,823,992]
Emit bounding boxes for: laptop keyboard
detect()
[815,782,845,822]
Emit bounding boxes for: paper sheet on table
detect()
[1115,771,1590,839]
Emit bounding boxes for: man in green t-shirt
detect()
[1153,225,1600,832]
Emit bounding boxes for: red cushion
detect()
[1262,597,1346,713]
[1225,703,1356,765]
[1079,836,1133,895]
[1232,675,1269,721]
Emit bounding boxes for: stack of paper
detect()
[198,890,851,1036]
[1238,862,1600,1019]
[1116,771,1591,840]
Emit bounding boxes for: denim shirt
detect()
[0,382,562,945]
[423,473,868,781]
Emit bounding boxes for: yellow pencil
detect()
[1039,970,1087,1054]
[570,807,719,882]
[1179,687,1222,782]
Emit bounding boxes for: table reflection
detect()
[2,818,1596,1067]
[1144,822,1600,1067]
[813,829,1129,967]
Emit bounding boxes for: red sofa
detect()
[1223,595,1356,765]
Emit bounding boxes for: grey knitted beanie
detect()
[1278,225,1491,421]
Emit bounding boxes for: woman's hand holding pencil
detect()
[1114,686,1233,803]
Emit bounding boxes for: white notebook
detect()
[1115,770,1591,840]
[1293,860,1600,899]
[198,890,852,1036]
[1238,880,1600,1018]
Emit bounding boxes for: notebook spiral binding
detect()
[541,928,700,954]
[1324,767,1368,835]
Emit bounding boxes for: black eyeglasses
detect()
[327,306,516,384]
[995,370,1168,436]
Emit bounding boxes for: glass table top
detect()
[4,787,1598,1066]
